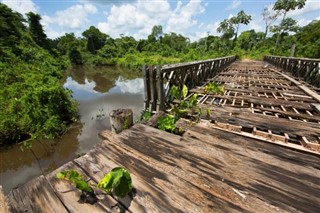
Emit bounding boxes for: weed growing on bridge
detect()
[140,110,151,122]
[158,84,203,134]
[56,167,132,204]
[204,82,225,95]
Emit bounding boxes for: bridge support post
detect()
[109,109,133,133]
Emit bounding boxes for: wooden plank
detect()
[100,125,294,213]
[6,175,67,213]
[46,161,113,213]
[255,107,320,122]
[199,104,320,138]
[99,131,218,212]
[0,186,10,213]
[143,123,319,212]
[73,150,151,213]
[311,103,320,114]
[269,68,320,103]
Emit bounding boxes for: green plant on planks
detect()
[56,167,132,204]
[140,110,152,122]
[204,82,225,95]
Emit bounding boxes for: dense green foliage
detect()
[0,4,78,145]
[52,19,319,68]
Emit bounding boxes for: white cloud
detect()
[64,77,98,94]
[226,0,241,10]
[287,1,320,17]
[54,4,97,29]
[98,0,171,39]
[183,21,220,42]
[42,4,97,31]
[41,3,97,38]
[297,18,312,27]
[166,0,205,34]
[206,22,221,36]
[97,0,205,39]
[115,78,144,94]
[79,0,136,5]
[247,17,264,32]
[1,0,38,14]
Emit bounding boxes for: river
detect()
[0,66,144,194]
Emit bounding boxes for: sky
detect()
[1,0,320,41]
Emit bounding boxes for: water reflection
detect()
[0,66,144,194]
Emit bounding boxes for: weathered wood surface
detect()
[0,186,10,213]
[7,123,320,213]
[7,175,68,213]
[264,55,320,87]
[198,104,320,137]
[185,60,320,152]
[109,108,133,133]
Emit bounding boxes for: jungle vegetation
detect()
[0,0,319,145]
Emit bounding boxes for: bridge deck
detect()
[5,60,320,212]
[190,60,320,153]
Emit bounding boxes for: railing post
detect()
[149,66,157,112]
[143,65,150,111]
[264,55,320,87]
[156,66,165,111]
[144,55,236,112]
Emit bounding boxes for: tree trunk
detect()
[109,109,133,133]
[264,25,268,39]
[290,44,296,57]
[274,12,286,54]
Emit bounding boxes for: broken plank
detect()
[73,150,151,213]
[99,127,262,213]
[46,161,113,213]
[199,104,320,138]
[255,107,320,122]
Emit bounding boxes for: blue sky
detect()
[2,0,320,41]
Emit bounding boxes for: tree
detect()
[293,20,320,58]
[0,3,25,48]
[217,19,235,39]
[230,10,252,41]
[82,26,107,54]
[272,0,306,51]
[271,17,300,34]
[56,33,78,55]
[262,6,280,39]
[147,25,163,43]
[237,30,257,51]
[26,12,50,49]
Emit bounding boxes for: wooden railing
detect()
[144,55,236,112]
[264,56,320,88]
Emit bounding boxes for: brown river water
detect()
[0,66,144,194]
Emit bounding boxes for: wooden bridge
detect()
[3,56,320,213]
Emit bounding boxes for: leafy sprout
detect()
[56,170,93,193]
[140,110,151,122]
[56,167,133,200]
[204,82,225,95]
[97,167,132,198]
[157,115,176,132]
